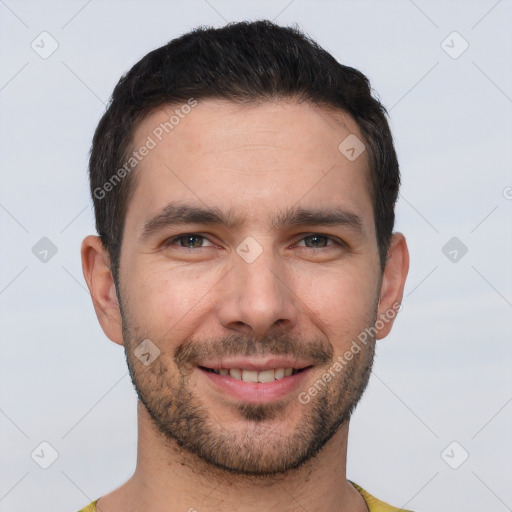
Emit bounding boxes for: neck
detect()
[97,402,367,512]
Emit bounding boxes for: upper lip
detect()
[198,357,314,372]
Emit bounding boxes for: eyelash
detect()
[163,233,345,250]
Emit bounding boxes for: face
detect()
[113,99,389,476]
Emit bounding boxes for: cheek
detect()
[294,266,378,341]
[125,260,223,334]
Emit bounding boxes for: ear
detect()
[375,232,409,340]
[81,235,124,345]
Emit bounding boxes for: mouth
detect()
[199,365,311,381]
[197,365,314,403]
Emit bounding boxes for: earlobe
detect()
[375,232,409,340]
[81,235,124,345]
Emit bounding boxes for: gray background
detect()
[1,0,511,510]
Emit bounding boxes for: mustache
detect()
[174,331,333,369]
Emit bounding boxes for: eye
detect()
[296,234,340,249]
[164,234,215,249]
[162,233,345,251]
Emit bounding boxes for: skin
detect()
[81,98,409,512]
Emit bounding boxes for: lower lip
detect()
[198,367,313,403]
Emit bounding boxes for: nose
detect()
[216,245,299,339]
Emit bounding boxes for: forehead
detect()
[124,98,374,236]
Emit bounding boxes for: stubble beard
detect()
[120,298,377,479]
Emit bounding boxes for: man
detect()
[79,20,410,512]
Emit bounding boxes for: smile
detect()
[198,365,313,403]
[200,366,309,382]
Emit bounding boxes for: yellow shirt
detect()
[77,482,413,511]
[350,482,413,511]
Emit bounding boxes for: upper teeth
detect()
[213,368,296,382]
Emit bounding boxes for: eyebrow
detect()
[139,201,364,240]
